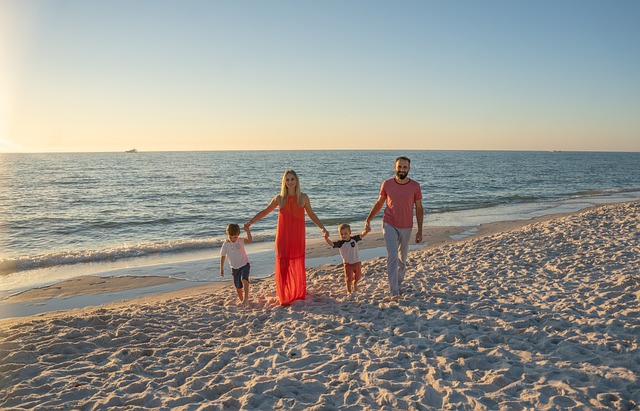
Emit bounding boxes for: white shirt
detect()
[220,238,249,269]
[332,235,362,264]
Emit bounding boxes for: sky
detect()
[1,1,639,153]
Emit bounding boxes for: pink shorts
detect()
[343,261,362,281]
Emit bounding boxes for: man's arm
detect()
[415,199,424,244]
[364,195,386,231]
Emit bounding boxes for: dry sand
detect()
[0,202,638,410]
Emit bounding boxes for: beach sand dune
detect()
[1,202,638,410]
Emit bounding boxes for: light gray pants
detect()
[383,223,412,296]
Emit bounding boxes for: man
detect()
[364,156,424,298]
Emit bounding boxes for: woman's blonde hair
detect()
[279,169,305,208]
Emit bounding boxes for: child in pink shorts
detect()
[325,223,370,296]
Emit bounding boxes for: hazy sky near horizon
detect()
[1,1,639,153]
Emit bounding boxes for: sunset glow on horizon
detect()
[1,1,639,153]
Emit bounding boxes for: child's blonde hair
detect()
[338,223,351,233]
[226,223,240,236]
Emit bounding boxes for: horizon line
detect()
[2,148,640,155]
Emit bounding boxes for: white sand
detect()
[1,202,638,410]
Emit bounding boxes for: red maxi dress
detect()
[275,196,306,305]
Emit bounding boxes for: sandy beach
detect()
[1,201,638,410]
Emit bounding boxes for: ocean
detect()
[1,150,639,297]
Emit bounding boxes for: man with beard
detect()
[364,156,424,299]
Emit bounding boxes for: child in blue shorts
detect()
[220,223,252,304]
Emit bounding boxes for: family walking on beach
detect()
[220,156,424,306]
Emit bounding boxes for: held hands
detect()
[415,231,423,244]
[360,224,372,239]
[220,267,225,277]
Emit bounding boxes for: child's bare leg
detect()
[235,287,244,302]
[343,266,352,294]
[344,275,352,294]
[353,263,362,292]
[242,279,250,304]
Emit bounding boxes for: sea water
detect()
[1,150,638,296]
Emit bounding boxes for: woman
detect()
[246,169,328,305]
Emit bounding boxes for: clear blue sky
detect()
[1,0,639,152]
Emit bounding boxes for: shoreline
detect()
[0,201,627,321]
[1,201,637,409]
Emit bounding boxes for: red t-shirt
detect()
[380,178,422,229]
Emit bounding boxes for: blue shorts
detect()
[232,263,250,289]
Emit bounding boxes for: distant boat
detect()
[125,148,138,153]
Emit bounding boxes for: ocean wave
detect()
[428,189,640,214]
[571,187,640,197]
[429,198,531,214]
[0,234,275,275]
